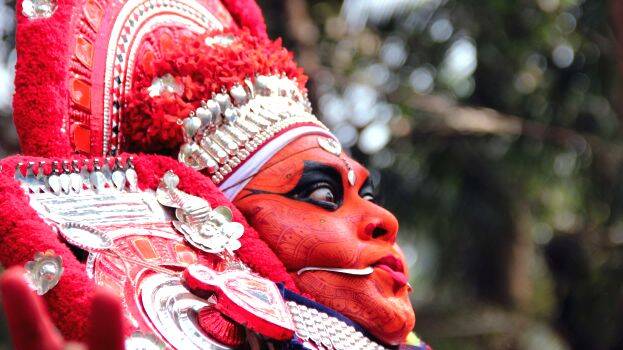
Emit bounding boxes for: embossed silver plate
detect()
[59,222,113,251]
[139,273,232,350]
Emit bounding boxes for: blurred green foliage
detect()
[259,0,623,349]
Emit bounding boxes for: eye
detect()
[359,178,377,203]
[309,185,336,204]
[286,162,344,211]
[291,182,341,211]
[362,193,375,202]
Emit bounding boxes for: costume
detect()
[1,0,430,348]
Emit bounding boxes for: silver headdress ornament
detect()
[177,75,327,184]
[156,171,244,256]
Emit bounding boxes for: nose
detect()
[358,201,399,244]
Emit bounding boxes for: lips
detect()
[294,255,409,291]
[372,255,408,289]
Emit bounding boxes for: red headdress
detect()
[13,0,269,157]
[13,0,334,196]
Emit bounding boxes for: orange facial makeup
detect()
[233,135,415,345]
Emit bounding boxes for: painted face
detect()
[232,134,415,345]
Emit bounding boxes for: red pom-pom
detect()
[198,306,246,347]
[122,27,308,155]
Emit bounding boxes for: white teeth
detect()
[296,266,374,276]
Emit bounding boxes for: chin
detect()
[293,271,416,346]
[366,292,416,345]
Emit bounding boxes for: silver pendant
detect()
[24,250,63,295]
[59,161,71,194]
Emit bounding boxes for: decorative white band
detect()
[219,126,336,200]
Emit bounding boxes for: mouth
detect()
[295,255,409,290]
[371,255,408,289]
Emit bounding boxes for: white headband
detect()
[218,126,336,200]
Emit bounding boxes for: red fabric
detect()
[221,0,268,39]
[123,27,307,154]
[12,0,74,157]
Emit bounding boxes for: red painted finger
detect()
[87,287,125,350]
[0,266,64,350]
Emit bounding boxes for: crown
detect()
[116,26,336,187]
[11,0,338,188]
[178,74,326,184]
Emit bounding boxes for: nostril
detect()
[363,222,393,241]
[372,226,387,239]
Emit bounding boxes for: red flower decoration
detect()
[122,28,307,155]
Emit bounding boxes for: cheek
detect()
[235,197,363,269]
[295,272,415,344]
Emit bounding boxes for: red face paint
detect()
[234,135,415,345]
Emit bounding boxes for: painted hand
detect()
[0,266,125,350]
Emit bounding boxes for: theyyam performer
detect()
[0,0,430,349]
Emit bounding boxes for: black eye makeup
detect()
[286,161,344,211]
[358,177,377,203]
[242,160,382,211]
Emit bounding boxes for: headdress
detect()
[13,0,337,199]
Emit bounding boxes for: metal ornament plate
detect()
[59,222,113,251]
[140,273,232,350]
[16,161,295,349]
[157,171,244,254]
[287,301,387,350]
[125,331,166,350]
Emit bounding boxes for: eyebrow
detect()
[301,161,341,179]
